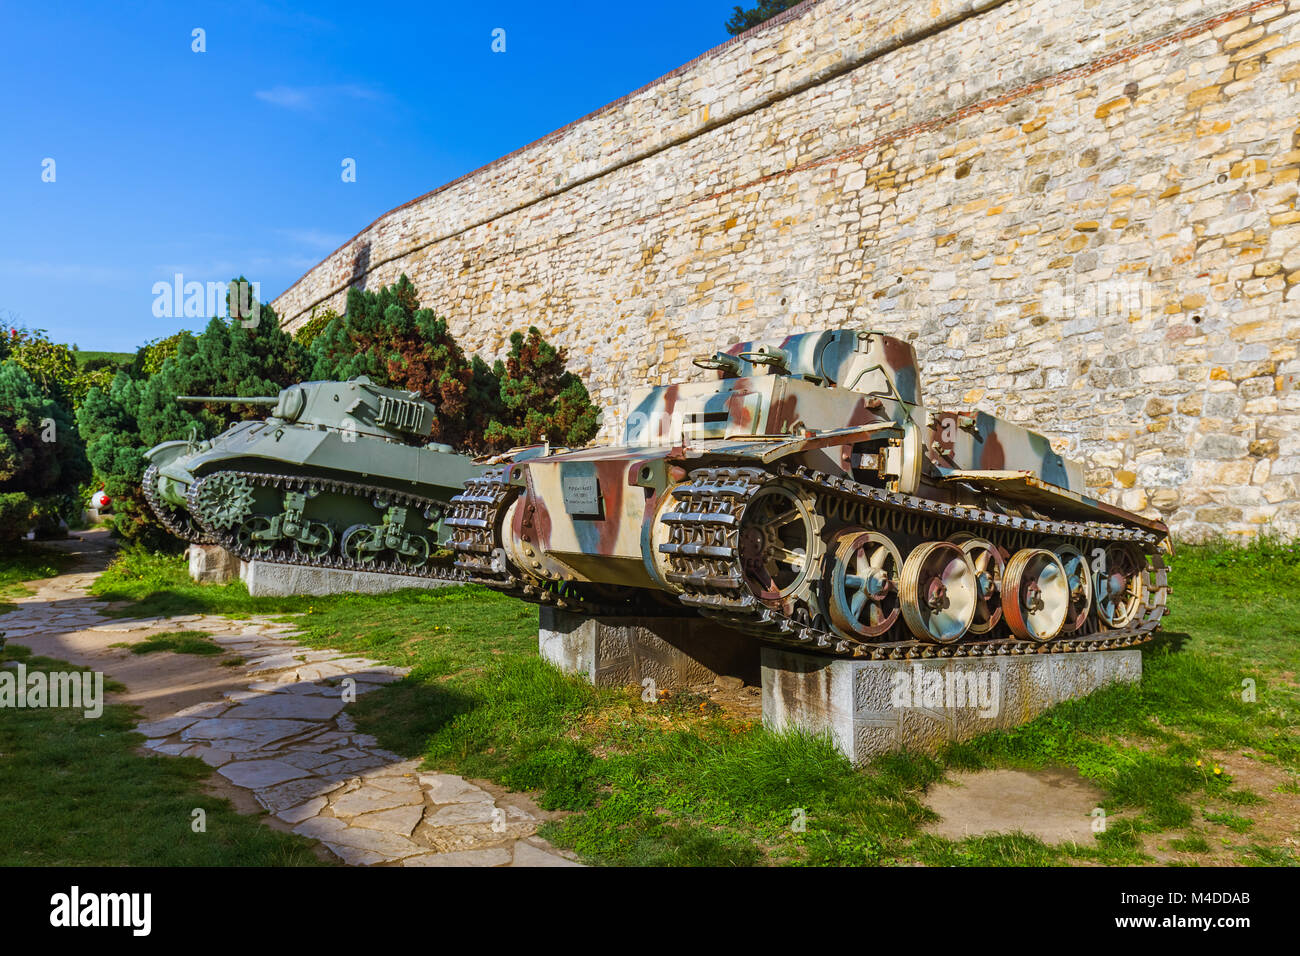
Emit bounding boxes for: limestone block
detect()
[239,560,456,597]
[188,544,241,584]
[761,647,1143,765]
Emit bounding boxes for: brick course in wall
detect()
[273,0,1300,542]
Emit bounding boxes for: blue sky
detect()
[0,1,736,353]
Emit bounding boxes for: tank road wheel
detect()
[236,515,276,556]
[1002,548,1070,642]
[953,536,1006,635]
[1094,544,1144,629]
[342,524,382,564]
[396,534,431,571]
[899,541,977,644]
[737,484,825,610]
[293,523,335,561]
[1043,539,1093,633]
[826,528,902,640]
[193,473,255,531]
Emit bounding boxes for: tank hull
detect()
[142,378,486,580]
[448,329,1170,658]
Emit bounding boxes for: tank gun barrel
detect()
[177,395,280,404]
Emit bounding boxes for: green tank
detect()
[142,377,486,579]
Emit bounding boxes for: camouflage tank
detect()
[142,377,486,579]
[448,329,1170,659]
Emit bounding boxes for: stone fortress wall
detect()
[273,0,1300,542]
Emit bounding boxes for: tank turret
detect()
[142,377,483,579]
[448,329,1169,660]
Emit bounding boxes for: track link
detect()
[449,464,1169,660]
[661,465,1168,659]
[447,470,683,617]
[187,469,468,582]
[142,464,214,545]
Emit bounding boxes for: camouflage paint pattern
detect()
[495,329,1167,591]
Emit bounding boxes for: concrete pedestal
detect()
[762,646,1142,764]
[538,607,758,689]
[538,608,1143,764]
[188,544,241,584]
[239,560,457,598]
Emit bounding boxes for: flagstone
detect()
[350,804,424,836]
[255,777,346,814]
[181,745,234,768]
[280,751,338,771]
[181,717,318,748]
[276,797,328,825]
[509,842,582,867]
[219,693,346,721]
[218,758,311,789]
[292,816,424,861]
[329,785,424,818]
[424,801,500,827]
[151,742,192,756]
[403,847,512,867]
[420,773,495,805]
[137,715,199,738]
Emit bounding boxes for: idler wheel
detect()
[1002,548,1070,642]
[826,528,903,639]
[952,536,1006,635]
[1094,544,1144,628]
[1043,539,1093,633]
[899,541,977,644]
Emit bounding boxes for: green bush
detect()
[310,275,599,452]
[0,492,34,544]
[0,359,91,550]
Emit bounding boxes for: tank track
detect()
[661,465,1168,659]
[187,469,468,582]
[448,469,685,617]
[450,465,1169,660]
[142,464,214,545]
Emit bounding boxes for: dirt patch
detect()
[1144,752,1300,865]
[924,767,1106,845]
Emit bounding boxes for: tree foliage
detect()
[129,330,190,378]
[724,0,801,35]
[293,307,338,350]
[5,328,111,409]
[483,328,600,450]
[309,276,478,446]
[0,359,91,549]
[309,275,599,452]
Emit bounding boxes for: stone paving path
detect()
[0,532,580,867]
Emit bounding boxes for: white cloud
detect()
[254,84,382,111]
[275,228,346,250]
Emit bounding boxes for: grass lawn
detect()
[73,349,134,369]
[0,644,324,866]
[0,546,72,614]
[84,539,1300,867]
